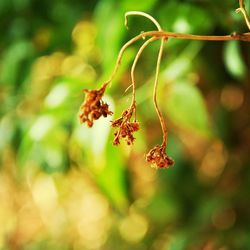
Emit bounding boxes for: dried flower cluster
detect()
[79,83,113,127]
[146,144,174,169]
[79,3,250,169]
[111,107,139,145]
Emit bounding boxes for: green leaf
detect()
[165,81,210,136]
[224,41,247,80]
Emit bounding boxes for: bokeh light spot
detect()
[119,212,148,243]
[45,84,69,108]
[29,116,55,141]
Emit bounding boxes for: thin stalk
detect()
[153,38,167,148]
[103,34,148,85]
[129,36,158,120]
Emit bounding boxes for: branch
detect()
[140,31,250,42]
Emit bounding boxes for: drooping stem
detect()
[126,12,168,148]
[129,37,158,120]
[104,30,250,86]
[153,38,167,148]
[237,0,250,30]
[103,33,149,85]
[125,11,164,124]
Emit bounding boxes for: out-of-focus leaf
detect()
[163,41,203,81]
[18,115,69,173]
[168,232,189,250]
[94,1,125,78]
[146,194,179,224]
[13,0,30,11]
[0,115,15,152]
[0,0,11,15]
[121,0,156,12]
[223,41,247,80]
[165,81,210,136]
[159,3,213,33]
[0,40,34,85]
[96,143,128,210]
[43,79,86,125]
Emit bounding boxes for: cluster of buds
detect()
[111,108,139,145]
[78,83,113,127]
[146,144,174,168]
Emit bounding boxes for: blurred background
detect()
[0,0,250,249]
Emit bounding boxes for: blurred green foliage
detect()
[0,0,250,249]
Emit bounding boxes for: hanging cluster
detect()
[111,106,139,146]
[78,1,250,169]
[78,11,174,169]
[146,144,175,169]
[79,83,113,127]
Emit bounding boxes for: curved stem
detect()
[153,38,167,148]
[105,11,163,88]
[103,34,146,85]
[129,37,158,120]
[125,11,162,31]
[237,0,250,31]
